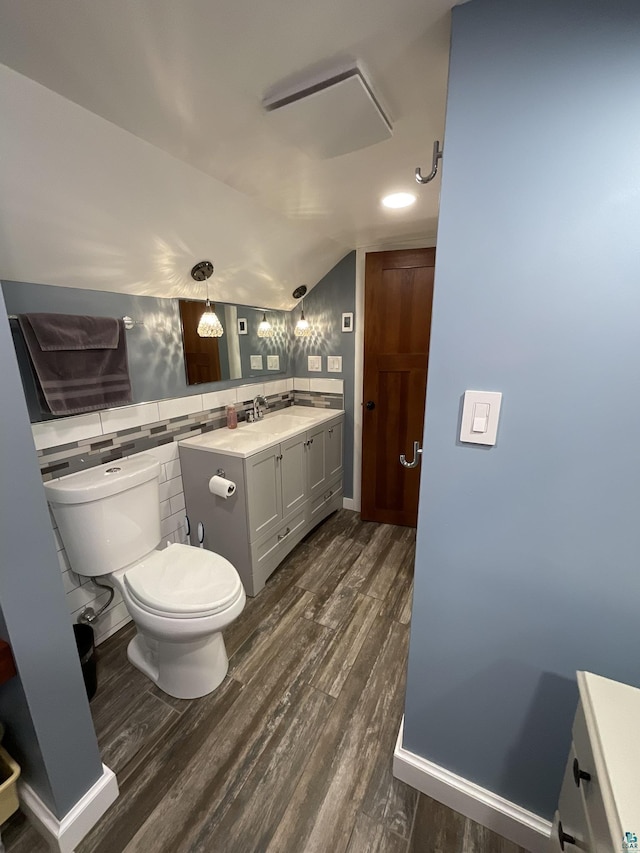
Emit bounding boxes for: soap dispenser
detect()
[226,404,237,429]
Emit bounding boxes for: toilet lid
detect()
[124,544,243,616]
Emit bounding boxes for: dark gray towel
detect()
[19,313,133,416]
[26,312,120,351]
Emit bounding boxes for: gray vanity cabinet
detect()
[326,418,344,480]
[245,432,307,540]
[179,412,344,597]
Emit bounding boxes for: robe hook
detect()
[415,140,443,184]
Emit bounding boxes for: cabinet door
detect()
[245,445,283,541]
[306,424,327,497]
[326,417,344,479]
[280,432,307,517]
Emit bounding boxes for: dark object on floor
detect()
[73,623,97,701]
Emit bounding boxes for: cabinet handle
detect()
[309,437,314,444]
[323,490,333,501]
[557,820,576,850]
[572,757,591,788]
[278,527,291,541]
[329,427,333,435]
[277,454,283,461]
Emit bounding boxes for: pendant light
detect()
[191,261,224,338]
[292,285,311,337]
[257,311,274,338]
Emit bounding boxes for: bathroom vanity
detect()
[551,671,640,852]
[179,407,344,595]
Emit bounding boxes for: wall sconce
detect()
[192,261,224,338]
[293,285,311,338]
[257,312,274,338]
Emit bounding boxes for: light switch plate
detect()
[460,390,502,445]
[327,356,343,373]
[250,355,263,370]
[308,355,322,372]
[267,355,280,370]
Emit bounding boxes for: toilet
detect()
[44,455,246,700]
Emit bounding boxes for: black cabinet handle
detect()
[365,400,375,410]
[573,757,591,788]
[558,820,576,850]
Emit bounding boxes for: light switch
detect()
[460,391,502,446]
[250,355,263,370]
[472,403,490,433]
[308,356,322,372]
[327,356,343,373]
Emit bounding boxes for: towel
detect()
[18,313,133,416]
[26,312,120,351]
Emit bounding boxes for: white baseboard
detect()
[342,497,356,511]
[19,763,118,853]
[393,718,552,853]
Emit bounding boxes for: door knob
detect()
[557,820,576,850]
[365,401,375,410]
[572,758,591,788]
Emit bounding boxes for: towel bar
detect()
[8,314,143,329]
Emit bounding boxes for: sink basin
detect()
[179,405,344,458]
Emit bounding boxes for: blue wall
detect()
[0,290,104,817]
[293,251,356,497]
[403,0,640,819]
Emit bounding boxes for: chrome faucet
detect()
[252,395,268,420]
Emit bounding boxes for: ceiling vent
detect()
[263,60,392,159]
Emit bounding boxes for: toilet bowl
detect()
[45,455,246,700]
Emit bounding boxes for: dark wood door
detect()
[361,248,435,527]
[179,299,222,385]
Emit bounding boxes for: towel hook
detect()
[415,140,443,184]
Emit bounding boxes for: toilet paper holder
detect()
[216,468,226,478]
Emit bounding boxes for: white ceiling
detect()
[0,0,452,307]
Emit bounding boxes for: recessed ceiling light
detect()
[381,192,416,209]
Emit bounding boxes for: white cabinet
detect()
[551,671,640,853]
[179,411,344,596]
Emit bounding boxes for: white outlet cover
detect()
[267,355,280,370]
[327,356,343,373]
[250,355,263,370]
[308,356,322,372]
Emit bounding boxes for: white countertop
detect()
[578,671,640,846]
[179,405,344,458]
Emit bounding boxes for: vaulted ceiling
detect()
[0,0,452,307]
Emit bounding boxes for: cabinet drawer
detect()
[251,507,307,573]
[551,744,593,852]
[308,477,343,526]
[572,702,615,852]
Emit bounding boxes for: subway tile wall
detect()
[38,377,343,645]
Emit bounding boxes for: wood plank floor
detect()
[4,510,528,853]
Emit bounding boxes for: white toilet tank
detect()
[44,455,162,578]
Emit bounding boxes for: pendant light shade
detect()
[294,306,311,337]
[197,300,224,338]
[191,261,224,338]
[257,312,274,338]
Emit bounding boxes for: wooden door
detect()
[178,299,222,385]
[361,248,435,526]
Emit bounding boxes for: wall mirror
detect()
[2,280,291,423]
[178,300,289,386]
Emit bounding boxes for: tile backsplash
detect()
[38,377,344,645]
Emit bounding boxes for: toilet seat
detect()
[124,543,243,619]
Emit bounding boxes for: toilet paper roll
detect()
[208,475,237,499]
